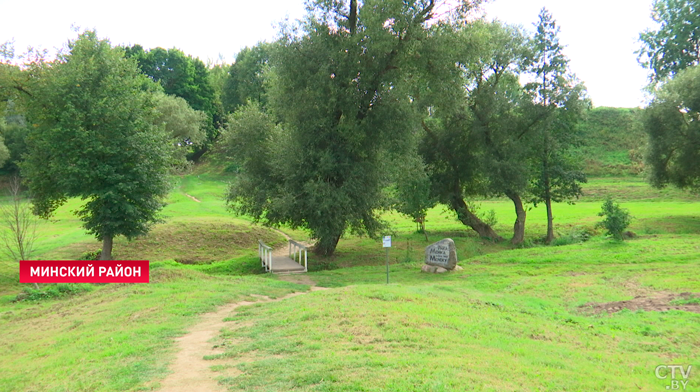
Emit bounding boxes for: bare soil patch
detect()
[581,292,700,314]
[159,280,327,391]
[276,273,318,286]
[159,290,318,391]
[185,193,201,203]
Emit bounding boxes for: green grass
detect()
[209,238,700,391]
[0,170,699,391]
[0,268,308,391]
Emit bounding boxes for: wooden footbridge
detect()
[258,239,308,274]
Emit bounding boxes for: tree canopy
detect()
[226,0,466,256]
[644,65,700,191]
[125,45,221,159]
[638,0,700,84]
[222,43,270,113]
[21,31,172,260]
[526,8,588,244]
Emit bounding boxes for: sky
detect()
[0,0,658,108]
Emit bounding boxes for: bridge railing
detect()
[288,240,308,272]
[258,240,273,272]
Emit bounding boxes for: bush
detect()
[79,249,102,260]
[552,226,592,246]
[16,283,93,301]
[596,196,632,240]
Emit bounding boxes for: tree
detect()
[152,92,207,163]
[638,0,700,84]
[418,21,529,243]
[392,154,436,240]
[644,65,700,191]
[0,102,29,173]
[0,42,22,167]
[596,196,631,241]
[125,46,221,159]
[0,121,9,167]
[21,31,171,260]
[0,175,39,289]
[526,8,588,244]
[222,101,285,219]
[465,22,533,245]
[227,0,480,256]
[222,43,270,113]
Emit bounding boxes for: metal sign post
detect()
[383,236,391,284]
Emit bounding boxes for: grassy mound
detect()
[38,220,285,263]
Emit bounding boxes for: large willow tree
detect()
[226,0,481,256]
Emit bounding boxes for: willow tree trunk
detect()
[451,197,503,241]
[314,233,342,257]
[100,235,113,260]
[545,195,554,244]
[505,191,526,245]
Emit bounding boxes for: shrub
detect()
[16,283,93,301]
[78,249,102,260]
[596,196,632,240]
[552,226,592,246]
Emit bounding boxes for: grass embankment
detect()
[0,170,698,391]
[209,237,700,391]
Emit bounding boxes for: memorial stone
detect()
[424,238,458,270]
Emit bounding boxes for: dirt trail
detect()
[185,193,201,203]
[159,286,327,391]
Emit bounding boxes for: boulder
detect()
[424,238,458,270]
[421,264,448,273]
[420,264,463,273]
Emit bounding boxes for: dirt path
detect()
[185,193,201,203]
[159,286,327,391]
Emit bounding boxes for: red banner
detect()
[19,260,149,283]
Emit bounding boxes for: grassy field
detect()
[0,170,698,391]
[211,254,700,391]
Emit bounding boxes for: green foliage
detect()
[551,226,591,246]
[0,107,29,173]
[16,283,93,301]
[21,31,172,259]
[418,21,530,241]
[125,45,221,156]
[638,0,700,84]
[479,208,498,228]
[596,196,632,240]
[222,43,270,113]
[227,0,441,256]
[0,128,9,167]
[644,65,700,191]
[223,101,283,219]
[391,154,436,232]
[78,249,102,260]
[152,92,207,164]
[526,8,589,243]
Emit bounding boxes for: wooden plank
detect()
[269,256,305,273]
